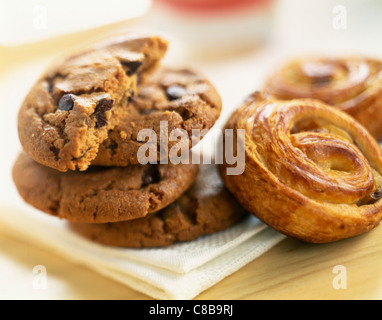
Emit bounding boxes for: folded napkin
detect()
[0,203,285,300]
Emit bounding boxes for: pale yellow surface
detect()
[2,222,382,300]
[2,0,382,300]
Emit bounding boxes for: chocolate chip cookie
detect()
[91,67,222,166]
[12,153,198,223]
[18,35,168,172]
[69,165,246,248]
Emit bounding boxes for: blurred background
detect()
[1,0,382,205]
[1,0,382,300]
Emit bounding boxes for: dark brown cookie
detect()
[18,35,168,172]
[91,67,222,166]
[69,165,246,248]
[12,153,198,223]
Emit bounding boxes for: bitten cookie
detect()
[18,35,168,172]
[91,67,222,166]
[12,153,198,223]
[69,165,246,248]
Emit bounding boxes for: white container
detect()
[148,0,276,58]
[0,0,152,46]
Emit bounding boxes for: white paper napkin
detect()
[0,203,285,300]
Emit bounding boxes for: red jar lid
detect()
[155,0,274,14]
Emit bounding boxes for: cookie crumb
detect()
[104,110,112,121]
[120,131,127,139]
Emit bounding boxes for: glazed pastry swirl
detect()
[266,57,382,139]
[220,92,382,243]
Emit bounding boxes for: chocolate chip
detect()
[166,85,187,101]
[127,88,135,103]
[106,141,118,156]
[50,146,59,160]
[96,115,108,128]
[127,95,136,103]
[95,99,114,128]
[121,60,143,76]
[138,108,154,115]
[47,74,63,94]
[141,166,161,187]
[48,81,55,94]
[85,166,109,173]
[58,94,75,111]
[313,77,332,86]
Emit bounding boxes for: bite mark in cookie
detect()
[18,35,168,172]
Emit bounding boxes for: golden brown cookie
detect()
[18,35,168,172]
[91,67,222,166]
[69,165,246,248]
[219,92,382,243]
[265,57,382,139]
[12,153,197,223]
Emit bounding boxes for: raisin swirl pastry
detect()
[265,57,382,139]
[219,92,382,243]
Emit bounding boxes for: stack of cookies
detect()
[12,35,245,248]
